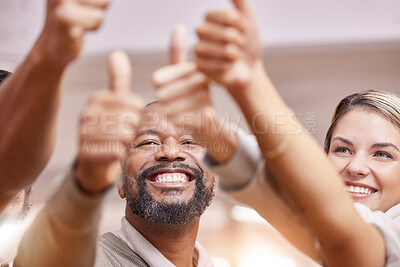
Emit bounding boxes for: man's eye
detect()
[137,140,159,147]
[334,147,350,154]
[180,139,198,146]
[374,151,393,159]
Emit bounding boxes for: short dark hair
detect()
[0,70,12,84]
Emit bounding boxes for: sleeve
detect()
[208,127,263,190]
[13,168,107,267]
[209,128,321,261]
[354,203,400,267]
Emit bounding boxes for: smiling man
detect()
[95,102,216,267]
[13,37,217,266]
[94,27,217,267]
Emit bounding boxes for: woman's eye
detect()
[374,151,393,159]
[333,147,350,154]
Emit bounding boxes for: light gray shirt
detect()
[113,217,214,267]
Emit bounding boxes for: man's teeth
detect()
[346,185,373,194]
[155,173,189,183]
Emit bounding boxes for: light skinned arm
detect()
[14,51,144,267]
[0,0,111,212]
[196,0,386,266]
[155,25,321,262]
[153,25,238,164]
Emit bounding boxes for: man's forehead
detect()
[139,103,167,128]
[137,104,193,136]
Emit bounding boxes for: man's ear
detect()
[117,178,126,199]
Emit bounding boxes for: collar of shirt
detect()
[113,217,214,267]
[386,203,400,220]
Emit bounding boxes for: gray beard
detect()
[124,162,214,225]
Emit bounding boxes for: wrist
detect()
[30,34,69,72]
[74,160,115,194]
[201,117,239,164]
[227,59,267,97]
[228,61,277,112]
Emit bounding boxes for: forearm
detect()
[0,42,66,199]
[229,60,367,245]
[230,167,323,262]
[212,128,321,261]
[202,117,239,164]
[13,170,106,267]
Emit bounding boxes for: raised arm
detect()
[153,26,321,263]
[153,25,239,165]
[195,0,386,266]
[0,0,111,212]
[14,51,144,267]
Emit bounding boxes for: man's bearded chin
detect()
[0,187,32,224]
[124,162,215,226]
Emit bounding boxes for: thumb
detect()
[232,0,251,15]
[169,24,188,64]
[108,50,132,94]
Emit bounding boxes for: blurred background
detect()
[0,0,399,266]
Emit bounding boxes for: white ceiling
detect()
[0,0,399,58]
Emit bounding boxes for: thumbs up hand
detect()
[195,0,262,92]
[153,25,237,162]
[153,25,214,139]
[35,0,111,68]
[75,51,144,193]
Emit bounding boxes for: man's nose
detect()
[155,141,186,162]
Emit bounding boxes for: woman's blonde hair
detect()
[324,89,400,153]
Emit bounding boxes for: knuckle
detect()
[53,3,71,24]
[194,72,208,84]
[196,59,207,70]
[87,91,104,104]
[194,43,203,54]
[101,0,112,8]
[205,12,214,22]
[196,26,204,36]
[152,73,162,88]
[88,11,104,30]
[87,95,98,105]
[223,44,237,58]
[224,28,238,41]
[155,90,166,101]
[226,10,239,22]
[95,11,105,24]
[91,19,103,30]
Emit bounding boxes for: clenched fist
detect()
[195,0,263,92]
[154,25,238,163]
[36,0,111,67]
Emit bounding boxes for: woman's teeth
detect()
[346,185,374,195]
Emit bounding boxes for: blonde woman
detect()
[193,0,399,265]
[214,90,400,267]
